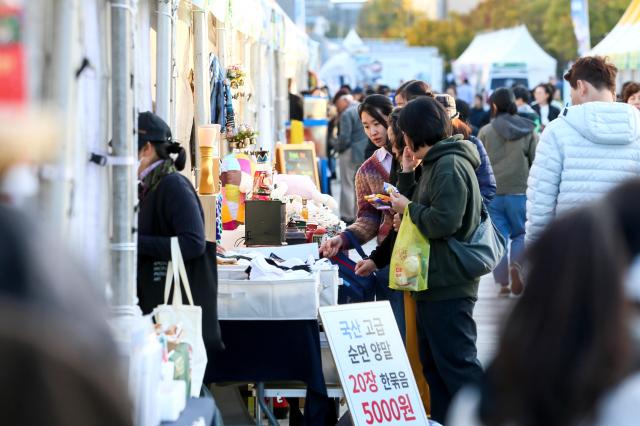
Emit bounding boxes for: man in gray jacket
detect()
[334,93,369,223]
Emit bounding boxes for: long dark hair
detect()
[480,204,632,426]
[535,83,554,105]
[359,94,393,150]
[358,94,393,125]
[153,141,187,171]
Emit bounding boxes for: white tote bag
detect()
[154,237,208,398]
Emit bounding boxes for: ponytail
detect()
[153,141,187,171]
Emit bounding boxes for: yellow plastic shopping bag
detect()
[389,206,430,291]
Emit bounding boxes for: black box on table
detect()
[244,200,286,246]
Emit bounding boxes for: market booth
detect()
[144,1,346,424]
[453,25,557,93]
[21,0,429,424]
[589,0,640,85]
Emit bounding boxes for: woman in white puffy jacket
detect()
[526,56,640,245]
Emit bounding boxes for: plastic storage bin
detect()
[218,264,249,280]
[317,265,339,307]
[218,276,320,320]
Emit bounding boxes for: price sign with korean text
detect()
[319,302,428,425]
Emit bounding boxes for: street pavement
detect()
[475,274,516,366]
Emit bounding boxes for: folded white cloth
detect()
[249,256,311,281]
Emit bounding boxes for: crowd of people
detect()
[320,55,640,424]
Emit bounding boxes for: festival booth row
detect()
[120,1,345,425]
[181,3,425,422]
[140,1,364,426]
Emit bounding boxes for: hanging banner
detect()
[0,5,25,104]
[571,0,591,56]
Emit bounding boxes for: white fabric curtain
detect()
[69,0,109,286]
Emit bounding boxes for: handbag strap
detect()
[172,237,195,306]
[343,229,368,259]
[446,201,490,243]
[163,237,195,306]
[164,252,181,305]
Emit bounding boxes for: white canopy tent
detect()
[590,0,640,82]
[453,25,557,91]
[319,51,360,95]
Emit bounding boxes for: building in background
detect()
[410,0,481,20]
[277,0,306,28]
[306,0,333,28]
[320,30,444,93]
[306,0,366,37]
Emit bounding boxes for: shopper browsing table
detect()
[390,97,484,423]
[320,95,406,338]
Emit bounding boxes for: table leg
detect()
[255,388,261,426]
[256,382,279,426]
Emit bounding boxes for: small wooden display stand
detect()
[198,195,218,243]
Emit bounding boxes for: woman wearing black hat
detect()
[136,111,206,293]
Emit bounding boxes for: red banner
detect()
[0,6,25,104]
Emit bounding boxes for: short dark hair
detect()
[512,85,531,103]
[397,80,433,102]
[398,97,452,149]
[491,88,518,116]
[332,88,350,105]
[622,82,640,103]
[455,99,471,123]
[563,56,617,93]
[358,94,393,128]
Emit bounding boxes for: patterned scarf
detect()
[139,159,177,200]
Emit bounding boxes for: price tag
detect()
[319,302,429,425]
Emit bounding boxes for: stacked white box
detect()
[218,275,320,320]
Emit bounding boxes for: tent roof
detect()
[590,0,640,57]
[343,29,368,54]
[454,25,556,69]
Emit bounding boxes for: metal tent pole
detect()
[156,0,172,122]
[192,5,209,187]
[110,0,136,307]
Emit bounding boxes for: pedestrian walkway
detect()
[475,275,516,366]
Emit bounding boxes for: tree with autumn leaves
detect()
[357,0,630,69]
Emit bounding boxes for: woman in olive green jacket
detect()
[390,97,484,423]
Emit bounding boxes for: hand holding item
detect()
[319,235,343,258]
[393,213,402,232]
[355,259,377,276]
[390,191,410,214]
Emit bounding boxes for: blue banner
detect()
[571,0,591,56]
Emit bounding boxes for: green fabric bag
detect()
[389,206,430,292]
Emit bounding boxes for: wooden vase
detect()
[199,146,219,195]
